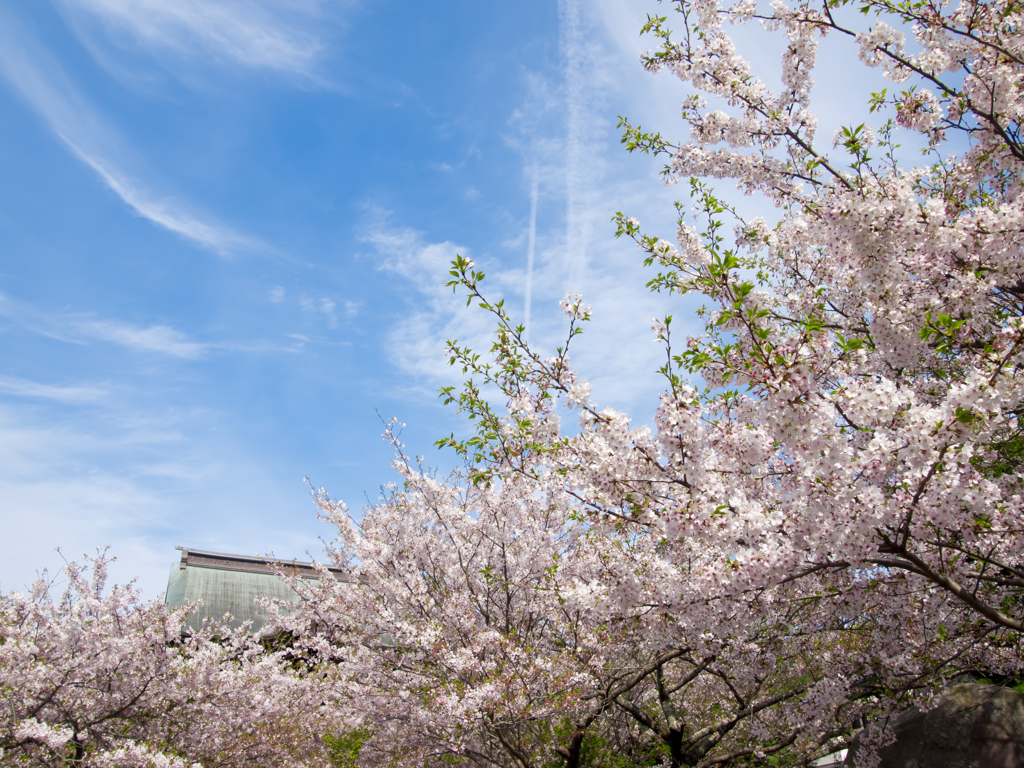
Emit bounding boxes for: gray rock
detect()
[845,684,1024,768]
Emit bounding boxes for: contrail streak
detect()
[560,0,586,289]
[524,163,539,341]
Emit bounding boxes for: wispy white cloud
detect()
[363,221,496,388]
[0,292,209,359]
[269,287,286,303]
[365,228,465,285]
[71,318,209,359]
[462,0,695,412]
[0,7,259,256]
[0,375,106,403]
[364,207,672,416]
[0,401,319,597]
[298,294,359,329]
[56,0,335,78]
[64,141,258,256]
[0,404,181,594]
[320,298,338,327]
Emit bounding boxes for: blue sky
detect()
[0,0,906,597]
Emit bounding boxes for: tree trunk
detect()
[667,727,689,768]
[556,732,585,768]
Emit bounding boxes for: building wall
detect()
[164,547,347,633]
[165,561,304,632]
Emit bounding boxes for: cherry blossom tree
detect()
[432,0,1024,762]
[0,554,333,768]
[277,427,999,767]
[274,438,666,768]
[442,0,1024,641]
[606,0,1024,635]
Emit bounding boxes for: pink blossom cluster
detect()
[0,555,333,768]
[606,0,1024,639]
[280,441,975,768]
[429,0,1024,764]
